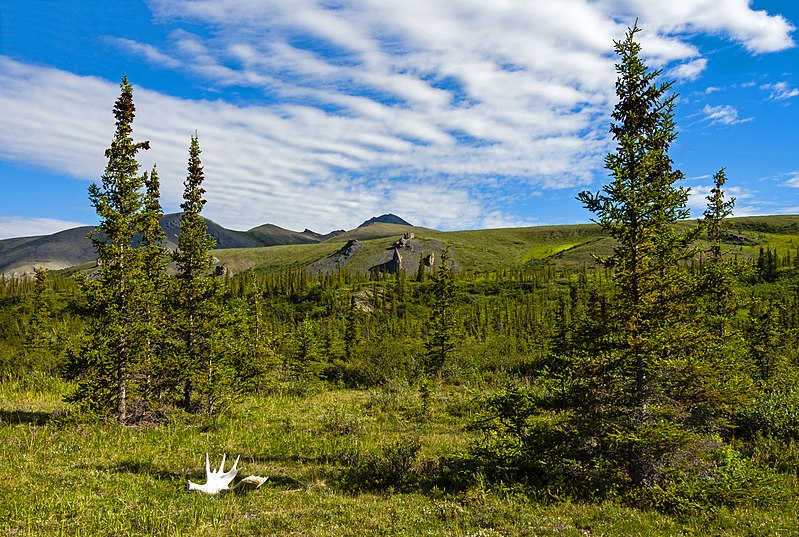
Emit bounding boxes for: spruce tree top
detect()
[578,23,694,274]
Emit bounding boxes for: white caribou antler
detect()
[186,453,240,494]
[186,454,268,494]
[232,474,269,492]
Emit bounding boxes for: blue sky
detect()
[0,0,797,238]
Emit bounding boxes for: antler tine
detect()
[205,453,211,477]
[220,455,240,481]
[218,453,227,474]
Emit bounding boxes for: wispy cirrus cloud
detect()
[1,1,796,232]
[606,0,796,53]
[668,58,708,81]
[104,36,182,69]
[762,81,799,101]
[701,104,752,125]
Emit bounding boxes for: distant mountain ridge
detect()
[5,213,799,279]
[358,214,412,227]
[0,213,412,277]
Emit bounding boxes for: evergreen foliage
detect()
[468,23,762,507]
[137,166,171,406]
[701,168,741,338]
[63,77,151,422]
[23,268,54,359]
[424,249,456,375]
[172,134,224,413]
[575,21,715,488]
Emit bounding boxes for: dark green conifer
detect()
[23,267,56,373]
[173,134,220,413]
[344,295,359,362]
[475,26,752,499]
[575,22,708,486]
[702,168,740,338]
[424,249,456,375]
[64,77,150,422]
[138,165,170,404]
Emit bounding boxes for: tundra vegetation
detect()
[2,25,799,535]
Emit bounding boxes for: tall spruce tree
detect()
[702,168,739,338]
[425,249,456,375]
[173,134,220,413]
[569,24,767,494]
[575,23,708,486]
[344,295,359,362]
[473,25,755,503]
[138,165,170,403]
[23,267,55,373]
[704,168,734,263]
[65,77,151,422]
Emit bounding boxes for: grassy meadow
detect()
[2,376,799,536]
[4,216,799,535]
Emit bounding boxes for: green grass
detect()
[211,216,799,278]
[2,379,799,536]
[212,242,342,274]
[212,224,607,277]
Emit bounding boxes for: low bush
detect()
[734,386,799,441]
[338,437,422,492]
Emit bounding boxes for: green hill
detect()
[5,214,799,279]
[213,215,799,277]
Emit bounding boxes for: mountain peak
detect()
[357,214,412,228]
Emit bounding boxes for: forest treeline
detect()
[2,24,799,512]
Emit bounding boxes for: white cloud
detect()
[104,37,181,69]
[701,104,752,125]
[0,216,90,240]
[762,81,799,101]
[686,181,751,216]
[0,58,498,232]
[784,172,799,188]
[607,0,796,53]
[668,58,708,81]
[1,0,796,231]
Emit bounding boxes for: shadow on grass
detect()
[251,453,333,465]
[0,409,54,425]
[115,459,188,481]
[76,454,316,491]
[73,459,187,482]
[262,474,304,489]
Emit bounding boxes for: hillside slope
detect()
[213,215,799,277]
[5,214,799,278]
[0,226,98,276]
[0,214,344,276]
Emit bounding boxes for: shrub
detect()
[324,337,424,388]
[745,433,799,476]
[632,443,785,513]
[338,437,422,492]
[734,387,799,441]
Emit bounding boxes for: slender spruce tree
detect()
[425,249,456,375]
[473,26,756,502]
[344,295,359,362]
[575,22,707,486]
[701,168,739,337]
[173,134,219,413]
[23,267,55,373]
[138,165,171,404]
[704,168,734,262]
[64,77,150,422]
